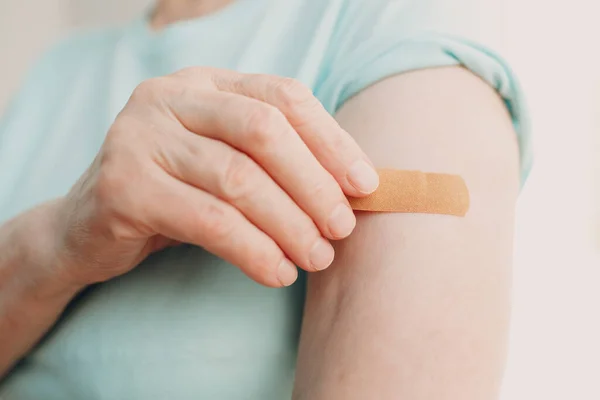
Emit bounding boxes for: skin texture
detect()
[293,67,520,399]
[0,66,380,376]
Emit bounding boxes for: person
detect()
[0,0,531,398]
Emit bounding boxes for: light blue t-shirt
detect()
[0,0,531,398]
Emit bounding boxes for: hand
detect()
[50,67,379,288]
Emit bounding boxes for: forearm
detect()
[0,201,81,377]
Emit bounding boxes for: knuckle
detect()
[295,224,322,249]
[172,66,214,87]
[272,77,317,111]
[173,66,204,78]
[199,202,234,240]
[130,77,177,105]
[131,78,161,101]
[325,127,346,153]
[311,178,333,202]
[243,104,285,147]
[107,114,141,141]
[220,152,257,200]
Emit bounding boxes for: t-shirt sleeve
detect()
[314,0,532,186]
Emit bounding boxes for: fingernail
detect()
[277,259,298,287]
[328,203,356,239]
[347,159,379,194]
[309,238,335,271]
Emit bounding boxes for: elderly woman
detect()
[0,0,530,399]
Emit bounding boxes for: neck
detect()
[151,0,235,30]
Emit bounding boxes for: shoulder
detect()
[310,0,531,184]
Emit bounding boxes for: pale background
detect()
[1,1,599,399]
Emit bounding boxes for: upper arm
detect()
[293,67,520,399]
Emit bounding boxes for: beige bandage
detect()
[348,169,470,217]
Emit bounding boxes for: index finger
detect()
[209,70,380,197]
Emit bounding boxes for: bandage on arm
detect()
[293,67,519,400]
[348,169,470,216]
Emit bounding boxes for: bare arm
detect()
[0,201,82,376]
[293,67,520,399]
[0,67,381,379]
